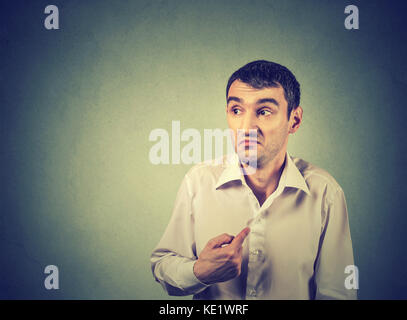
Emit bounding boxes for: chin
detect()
[237,151,259,168]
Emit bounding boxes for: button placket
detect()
[246,208,266,299]
[249,249,262,258]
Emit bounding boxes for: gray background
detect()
[1,0,406,299]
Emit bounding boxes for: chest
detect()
[192,186,322,262]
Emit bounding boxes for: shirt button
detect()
[250,249,259,256]
[248,289,257,297]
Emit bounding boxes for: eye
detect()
[258,109,272,116]
[232,108,242,115]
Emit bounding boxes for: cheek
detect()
[270,115,289,130]
[261,120,289,140]
[227,116,240,132]
[226,120,237,141]
[258,122,276,135]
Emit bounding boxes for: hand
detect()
[193,227,250,285]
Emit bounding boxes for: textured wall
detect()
[1,0,406,299]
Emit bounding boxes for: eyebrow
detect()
[227,96,280,107]
[256,98,279,107]
[227,96,242,104]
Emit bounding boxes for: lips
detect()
[239,139,259,146]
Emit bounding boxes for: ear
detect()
[289,106,303,134]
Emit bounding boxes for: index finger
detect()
[231,227,250,248]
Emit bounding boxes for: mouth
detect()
[239,139,260,146]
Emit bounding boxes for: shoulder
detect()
[183,157,228,191]
[290,155,345,202]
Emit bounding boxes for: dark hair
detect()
[226,60,300,118]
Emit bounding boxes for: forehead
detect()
[227,80,287,106]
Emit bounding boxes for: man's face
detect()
[226,80,293,168]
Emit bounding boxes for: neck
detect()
[242,148,287,206]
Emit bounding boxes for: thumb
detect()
[231,227,250,248]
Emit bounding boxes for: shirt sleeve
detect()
[313,187,358,300]
[150,173,210,296]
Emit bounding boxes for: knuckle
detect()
[234,258,241,268]
[226,249,236,258]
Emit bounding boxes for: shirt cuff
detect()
[177,259,210,294]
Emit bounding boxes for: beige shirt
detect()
[151,152,357,299]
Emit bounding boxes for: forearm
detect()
[151,250,209,296]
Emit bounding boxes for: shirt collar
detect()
[214,153,244,189]
[215,151,311,196]
[284,151,311,196]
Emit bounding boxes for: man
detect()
[150,60,357,299]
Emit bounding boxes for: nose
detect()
[241,112,258,137]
